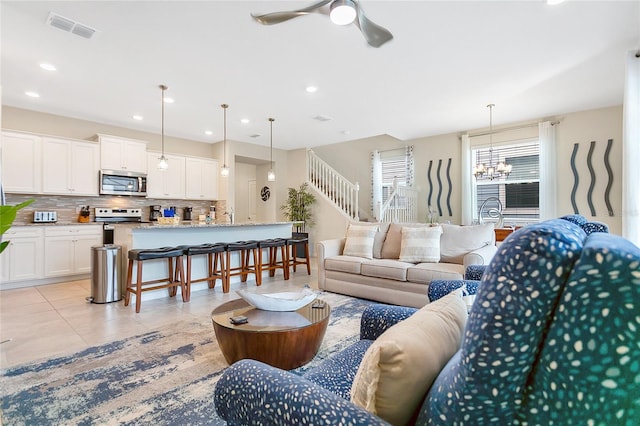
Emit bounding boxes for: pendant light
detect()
[267,117,276,182]
[473,104,512,180]
[220,104,230,177]
[157,84,169,171]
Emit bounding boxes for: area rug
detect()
[0,292,374,425]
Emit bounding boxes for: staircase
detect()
[307,149,419,224]
[307,149,359,221]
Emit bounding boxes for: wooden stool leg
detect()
[208,253,215,289]
[281,245,290,280]
[135,260,143,313]
[254,248,262,286]
[168,258,177,297]
[304,242,311,275]
[125,259,134,306]
[291,245,298,272]
[177,256,188,302]
[224,251,231,293]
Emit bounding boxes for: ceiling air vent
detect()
[46,12,97,39]
[313,115,332,122]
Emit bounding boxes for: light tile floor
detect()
[0,259,318,369]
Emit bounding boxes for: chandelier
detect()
[473,104,512,180]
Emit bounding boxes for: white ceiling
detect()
[2,1,639,150]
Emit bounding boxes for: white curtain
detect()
[371,150,382,219]
[538,121,557,220]
[623,50,640,247]
[461,134,475,225]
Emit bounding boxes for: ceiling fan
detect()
[251,0,393,48]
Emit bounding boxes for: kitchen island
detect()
[114,221,295,301]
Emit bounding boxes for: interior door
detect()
[248,179,257,222]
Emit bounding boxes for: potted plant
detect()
[1,199,34,254]
[281,183,316,257]
[281,183,316,233]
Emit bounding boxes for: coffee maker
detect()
[183,207,193,221]
[149,205,162,221]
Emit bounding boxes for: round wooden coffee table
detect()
[211,297,331,370]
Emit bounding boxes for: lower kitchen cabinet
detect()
[44,225,102,277]
[1,227,44,283]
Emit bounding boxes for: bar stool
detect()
[177,243,227,300]
[286,237,311,275]
[224,240,261,293]
[258,238,289,280]
[125,247,186,313]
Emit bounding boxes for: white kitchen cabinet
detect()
[99,135,147,173]
[1,131,42,194]
[42,137,100,196]
[0,227,44,284]
[185,157,218,200]
[146,152,186,199]
[44,225,102,276]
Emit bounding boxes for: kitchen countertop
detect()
[12,221,104,226]
[134,221,293,230]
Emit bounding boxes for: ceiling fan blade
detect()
[251,0,332,25]
[353,1,393,48]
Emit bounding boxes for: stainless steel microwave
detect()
[99,170,147,196]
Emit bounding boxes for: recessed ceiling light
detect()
[25,91,40,98]
[39,63,56,71]
[240,118,250,124]
[342,130,351,135]
[163,97,174,104]
[546,0,565,4]
[306,86,318,93]
[132,115,143,121]
[205,130,213,136]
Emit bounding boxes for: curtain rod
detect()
[467,120,559,138]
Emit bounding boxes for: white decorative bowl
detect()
[236,288,317,312]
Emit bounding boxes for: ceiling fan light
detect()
[330,0,357,25]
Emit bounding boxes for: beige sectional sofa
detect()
[317,222,497,308]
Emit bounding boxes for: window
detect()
[473,140,540,224]
[371,147,414,216]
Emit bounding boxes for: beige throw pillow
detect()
[343,224,378,259]
[440,223,495,264]
[399,226,442,263]
[350,291,468,425]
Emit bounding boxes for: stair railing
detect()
[378,185,419,223]
[307,149,359,221]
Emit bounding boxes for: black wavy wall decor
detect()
[586,141,597,216]
[436,160,443,217]
[446,158,453,217]
[604,138,614,216]
[427,160,433,208]
[570,143,580,214]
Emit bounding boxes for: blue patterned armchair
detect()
[215,218,640,425]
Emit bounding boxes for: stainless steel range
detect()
[95,208,143,244]
[95,208,143,223]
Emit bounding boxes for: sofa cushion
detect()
[350,290,468,425]
[440,223,495,264]
[399,226,442,263]
[343,224,379,259]
[361,259,413,281]
[406,262,464,285]
[380,223,427,259]
[324,255,370,274]
[373,222,391,259]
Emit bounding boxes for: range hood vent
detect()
[46,12,98,39]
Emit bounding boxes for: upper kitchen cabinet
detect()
[1,131,42,194]
[42,137,100,196]
[98,134,147,173]
[146,152,186,199]
[185,157,218,200]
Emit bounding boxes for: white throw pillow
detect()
[440,223,495,264]
[350,291,468,425]
[343,224,379,259]
[399,226,442,263]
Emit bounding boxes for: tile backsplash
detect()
[6,194,228,224]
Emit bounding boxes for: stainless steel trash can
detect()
[90,244,123,303]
